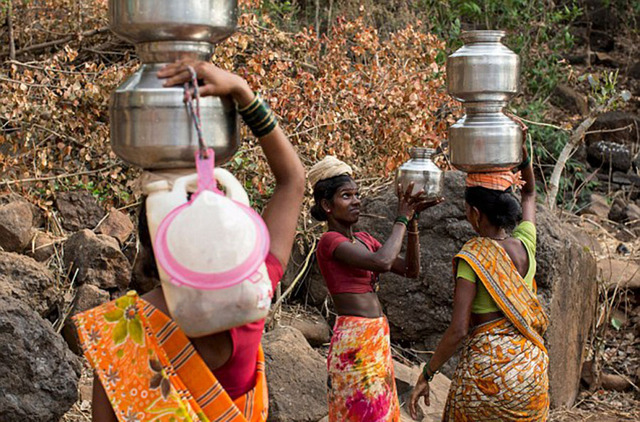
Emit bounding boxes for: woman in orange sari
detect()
[74,61,305,421]
[409,140,550,421]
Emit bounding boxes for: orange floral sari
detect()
[443,237,550,421]
[74,291,267,422]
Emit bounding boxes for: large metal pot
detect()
[396,147,444,199]
[447,30,520,103]
[110,65,239,169]
[109,0,237,62]
[448,103,522,172]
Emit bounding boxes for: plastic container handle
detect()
[213,168,249,206]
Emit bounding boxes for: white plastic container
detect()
[143,150,272,337]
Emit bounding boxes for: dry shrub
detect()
[0,0,456,210]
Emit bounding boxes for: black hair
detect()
[310,174,354,221]
[131,198,160,291]
[464,186,522,230]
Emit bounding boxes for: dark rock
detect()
[593,51,618,68]
[608,198,627,223]
[587,141,632,172]
[263,326,328,422]
[629,61,640,80]
[356,171,598,408]
[0,296,80,421]
[0,252,58,317]
[0,200,34,252]
[551,83,589,115]
[585,112,640,146]
[63,229,131,290]
[598,259,640,290]
[601,373,632,391]
[0,194,44,229]
[129,243,160,294]
[584,0,619,31]
[96,208,134,245]
[279,307,331,347]
[62,284,110,354]
[25,230,56,262]
[589,29,615,52]
[72,283,111,314]
[55,191,105,232]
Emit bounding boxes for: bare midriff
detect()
[332,292,384,318]
[471,310,504,327]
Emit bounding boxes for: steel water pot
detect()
[396,147,444,200]
[447,30,520,103]
[109,0,237,63]
[110,65,239,169]
[448,103,522,172]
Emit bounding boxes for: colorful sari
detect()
[74,291,268,422]
[443,237,550,421]
[327,315,400,422]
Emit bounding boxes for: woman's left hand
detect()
[414,196,445,214]
[408,373,430,419]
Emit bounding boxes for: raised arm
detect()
[158,60,305,269]
[520,143,535,224]
[333,184,428,274]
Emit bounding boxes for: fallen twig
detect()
[0,163,119,186]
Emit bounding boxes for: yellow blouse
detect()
[456,221,536,314]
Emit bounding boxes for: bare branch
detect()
[2,27,110,58]
[6,0,16,60]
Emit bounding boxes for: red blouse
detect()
[316,231,382,295]
[213,253,283,399]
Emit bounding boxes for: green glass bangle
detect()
[394,216,409,227]
[422,358,437,382]
[238,93,278,138]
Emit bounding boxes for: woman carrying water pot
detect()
[409,135,550,421]
[74,61,305,421]
[308,156,443,421]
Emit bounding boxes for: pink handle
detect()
[195,149,219,194]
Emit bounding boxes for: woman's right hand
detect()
[396,182,427,220]
[157,60,254,107]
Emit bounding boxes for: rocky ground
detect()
[1,2,639,421]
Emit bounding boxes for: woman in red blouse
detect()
[308,156,442,421]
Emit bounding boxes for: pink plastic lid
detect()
[153,149,270,290]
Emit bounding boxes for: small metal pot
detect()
[447,30,520,103]
[110,65,239,169]
[448,103,522,172]
[396,147,444,200]
[109,0,237,44]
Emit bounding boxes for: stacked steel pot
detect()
[108,0,239,169]
[447,30,523,172]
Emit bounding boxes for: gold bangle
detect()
[408,231,420,235]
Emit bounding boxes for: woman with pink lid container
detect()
[82,60,305,421]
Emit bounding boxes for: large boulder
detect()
[0,296,80,421]
[96,207,134,245]
[0,252,58,317]
[63,229,131,290]
[61,284,111,354]
[278,306,331,347]
[263,326,328,422]
[25,230,57,262]
[354,171,598,408]
[0,200,34,252]
[55,190,105,232]
[394,360,450,421]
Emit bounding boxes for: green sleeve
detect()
[456,259,477,283]
[512,221,536,256]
